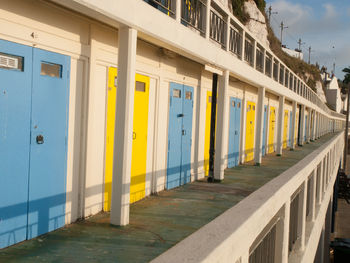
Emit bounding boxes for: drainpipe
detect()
[208,73,218,182]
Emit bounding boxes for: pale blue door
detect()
[27,48,70,239]
[0,39,32,249]
[262,105,267,156]
[167,83,193,189]
[167,83,184,189]
[181,85,193,185]
[228,98,236,168]
[234,98,241,166]
[0,40,70,248]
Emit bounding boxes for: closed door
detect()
[204,91,212,176]
[167,83,193,189]
[262,105,267,155]
[289,111,293,147]
[245,101,256,162]
[268,106,276,153]
[130,74,150,203]
[228,97,241,168]
[104,67,117,211]
[0,40,70,248]
[283,110,288,149]
[234,99,241,166]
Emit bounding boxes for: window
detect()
[0,52,23,71]
[41,62,62,78]
[135,81,146,92]
[185,91,192,100]
[173,89,181,98]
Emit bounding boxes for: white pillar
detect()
[205,0,211,40]
[214,70,230,180]
[225,16,230,52]
[276,96,285,155]
[306,108,311,143]
[299,105,305,145]
[175,0,181,23]
[254,87,266,164]
[291,101,297,149]
[240,95,247,163]
[312,110,317,141]
[110,26,137,226]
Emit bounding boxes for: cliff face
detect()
[244,0,269,47]
[241,0,326,101]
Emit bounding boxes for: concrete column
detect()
[310,169,317,222]
[253,40,257,69]
[278,201,290,263]
[110,26,137,226]
[205,0,211,40]
[306,108,311,143]
[299,105,305,146]
[241,31,246,62]
[290,101,297,149]
[240,95,247,163]
[276,96,285,155]
[262,49,266,74]
[318,159,324,204]
[214,70,230,180]
[299,181,307,251]
[315,224,325,263]
[254,87,266,164]
[225,16,230,52]
[175,0,181,23]
[312,110,317,140]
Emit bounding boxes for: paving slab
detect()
[0,134,336,263]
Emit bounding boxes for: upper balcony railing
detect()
[143,0,346,119]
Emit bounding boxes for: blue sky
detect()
[265,0,350,80]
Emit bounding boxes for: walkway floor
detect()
[0,134,336,263]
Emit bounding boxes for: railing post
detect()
[291,101,297,149]
[318,159,324,204]
[205,0,211,40]
[263,49,266,74]
[214,70,229,180]
[241,31,246,62]
[277,95,285,155]
[110,26,137,226]
[306,108,311,143]
[312,110,317,140]
[299,181,307,251]
[255,86,266,164]
[225,16,230,52]
[175,0,181,23]
[276,201,290,263]
[310,169,317,221]
[253,40,257,69]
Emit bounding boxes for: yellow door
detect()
[245,101,256,162]
[104,69,150,210]
[104,67,117,211]
[268,106,276,153]
[294,109,299,145]
[130,74,150,203]
[204,91,212,176]
[283,110,288,149]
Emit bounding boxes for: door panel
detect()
[228,97,236,168]
[181,85,193,185]
[268,106,276,153]
[262,105,267,156]
[27,48,70,239]
[234,98,241,166]
[0,40,32,248]
[130,74,150,203]
[283,110,288,149]
[204,91,211,176]
[289,111,293,147]
[167,83,183,189]
[104,67,117,211]
[245,101,255,162]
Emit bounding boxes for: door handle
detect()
[36,135,44,144]
[133,132,136,140]
[178,114,184,118]
[182,129,186,136]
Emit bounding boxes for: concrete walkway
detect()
[0,134,336,263]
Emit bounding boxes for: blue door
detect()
[234,98,241,166]
[262,105,267,156]
[228,98,236,168]
[228,97,241,168]
[304,115,307,142]
[167,83,193,189]
[0,40,70,248]
[0,40,32,248]
[27,48,70,239]
[289,111,293,147]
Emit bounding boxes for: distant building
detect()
[282,46,303,60]
[322,73,342,113]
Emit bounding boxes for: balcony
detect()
[0,132,343,262]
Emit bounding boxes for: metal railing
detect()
[210,10,226,48]
[144,0,175,17]
[244,38,254,66]
[229,26,242,58]
[181,0,206,35]
[249,224,277,263]
[265,55,272,77]
[256,47,264,73]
